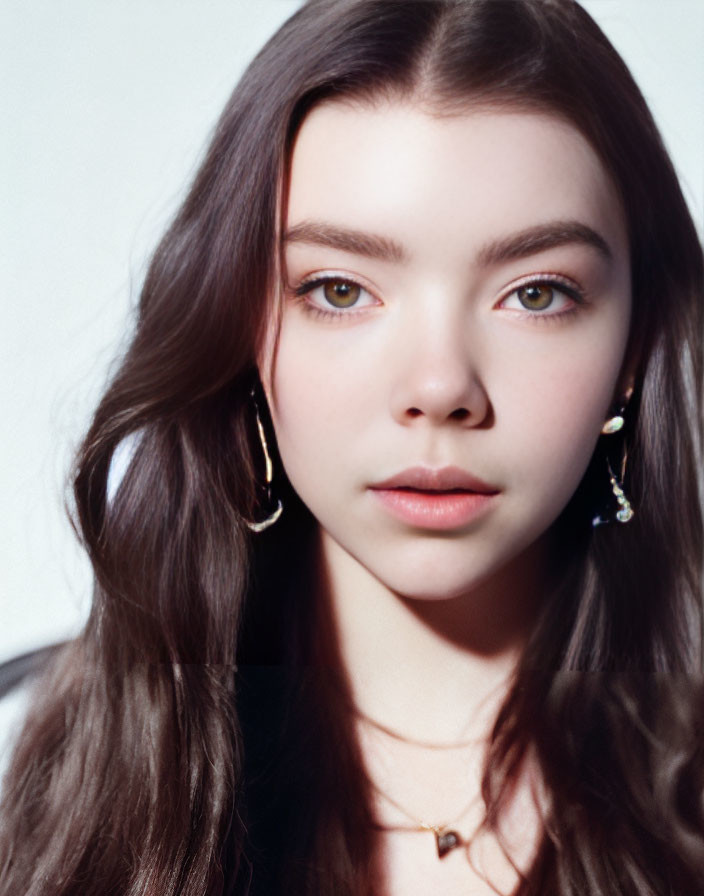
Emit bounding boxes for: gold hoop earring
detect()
[245,389,283,533]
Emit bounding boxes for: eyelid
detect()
[291,270,382,314]
[495,272,585,312]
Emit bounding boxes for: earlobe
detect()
[621,381,635,404]
[256,363,272,402]
[615,366,635,407]
[256,306,283,409]
[256,367,278,417]
[615,329,641,406]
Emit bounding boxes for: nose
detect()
[388,317,490,428]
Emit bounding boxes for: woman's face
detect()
[259,99,631,602]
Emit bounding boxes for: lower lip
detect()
[370,488,497,530]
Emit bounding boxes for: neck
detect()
[315,529,548,745]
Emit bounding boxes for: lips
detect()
[370,465,499,494]
[369,466,500,530]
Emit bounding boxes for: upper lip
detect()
[370,466,499,494]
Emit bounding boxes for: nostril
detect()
[404,406,472,422]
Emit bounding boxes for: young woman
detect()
[1,1,703,894]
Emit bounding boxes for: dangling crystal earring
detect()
[245,388,283,533]
[601,389,633,434]
[607,453,634,523]
[601,413,624,435]
[592,398,634,526]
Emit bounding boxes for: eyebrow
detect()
[283,218,612,266]
[476,220,613,266]
[284,221,407,263]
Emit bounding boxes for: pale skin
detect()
[259,98,632,894]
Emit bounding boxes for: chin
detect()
[369,560,504,603]
[360,528,549,605]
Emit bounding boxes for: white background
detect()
[1,0,703,666]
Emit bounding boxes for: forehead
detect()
[285,99,628,266]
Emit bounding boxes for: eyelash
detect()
[290,272,586,323]
[291,274,379,321]
[497,273,586,324]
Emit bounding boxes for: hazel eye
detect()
[323,279,361,308]
[294,275,378,316]
[500,278,580,315]
[516,283,555,311]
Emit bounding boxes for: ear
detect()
[605,378,634,421]
[256,358,275,410]
[611,335,641,410]
[255,297,284,409]
[619,378,635,408]
[615,318,645,408]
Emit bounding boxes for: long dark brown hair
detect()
[2,1,703,894]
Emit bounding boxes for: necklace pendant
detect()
[434,828,463,858]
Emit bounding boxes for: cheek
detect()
[266,299,630,527]
[265,327,364,478]
[494,337,624,506]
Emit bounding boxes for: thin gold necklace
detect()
[371,781,479,858]
[355,705,484,857]
[355,705,483,751]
